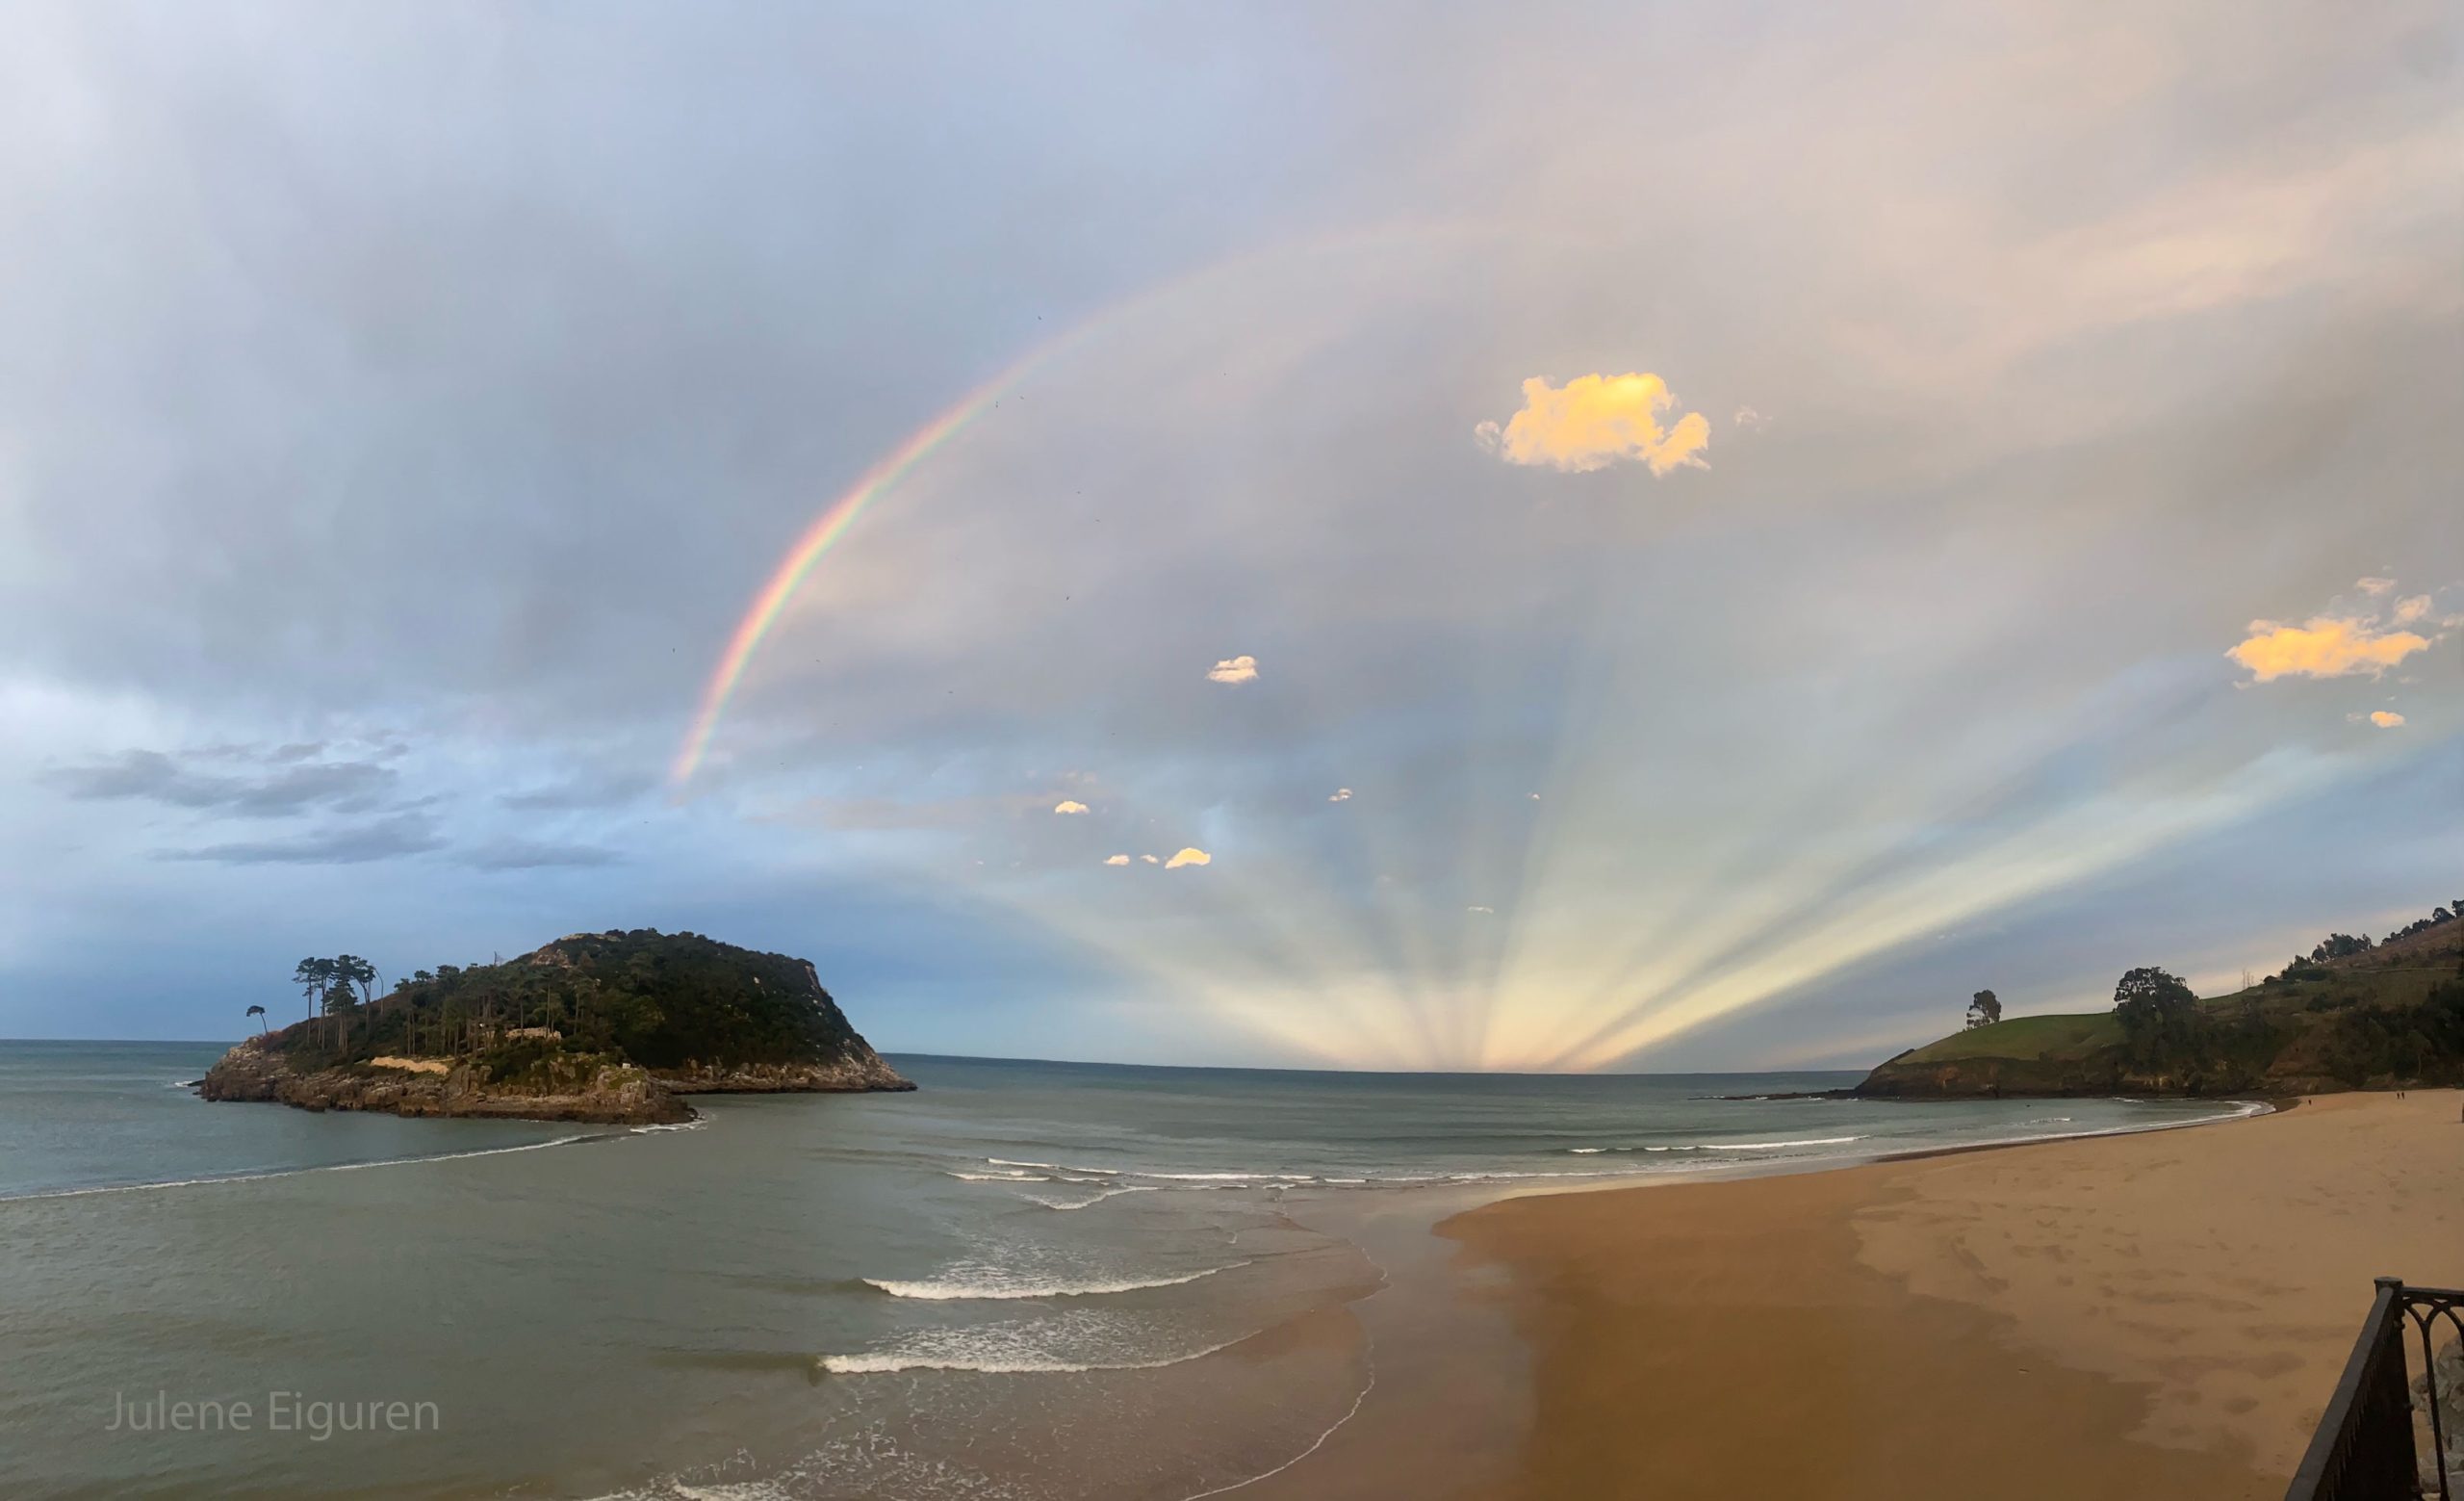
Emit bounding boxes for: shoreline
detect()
[1225,1092,2280,1501]
[1398,1088,2463,1499]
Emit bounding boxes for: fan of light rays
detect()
[666,225,2421,1074]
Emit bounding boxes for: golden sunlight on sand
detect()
[1431,1092,2462,1499]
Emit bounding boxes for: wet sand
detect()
[1415,1090,2464,1499]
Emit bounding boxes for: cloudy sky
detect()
[2,2,2455,1070]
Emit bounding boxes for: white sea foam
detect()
[988,1157,1125,1177]
[818,1309,1241,1376]
[818,1344,1231,1376]
[1137,1170,1311,1182]
[863,1261,1246,1301]
[631,1118,709,1134]
[946,1170,1050,1182]
[1440,1168,1634,1181]
[1030,1184,1160,1210]
[1563,1134,1866,1155]
[990,1158,1128,1182]
[1721,1135,1864,1150]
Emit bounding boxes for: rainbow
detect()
[669,221,1571,786]
[666,354,1046,785]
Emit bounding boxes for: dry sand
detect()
[1427,1090,2464,1499]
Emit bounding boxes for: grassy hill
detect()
[1859,905,2464,1098]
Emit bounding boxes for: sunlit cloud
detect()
[2367,711,2405,728]
[2395,595,2432,624]
[2355,577,2397,595]
[1053,799,1090,815]
[1164,847,1212,869]
[2228,615,2429,682]
[1103,853,1131,866]
[1474,373,1711,476]
[1206,655,1258,685]
[1140,854,1160,865]
[1328,788,1352,802]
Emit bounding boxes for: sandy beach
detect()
[1399,1090,2464,1499]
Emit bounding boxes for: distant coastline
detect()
[1852,904,2462,1100]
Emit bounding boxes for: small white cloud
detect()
[1732,406,1767,429]
[1467,904,1495,914]
[1140,854,1160,865]
[1206,655,1258,685]
[1103,853,1131,866]
[1164,847,1212,869]
[1529,792,1541,800]
[2394,594,2433,624]
[1328,788,1352,802]
[1053,800,1090,815]
[2356,577,2397,595]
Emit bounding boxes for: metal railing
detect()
[2287,1279,2464,1501]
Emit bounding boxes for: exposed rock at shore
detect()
[202,1037,691,1125]
[653,1055,914,1094]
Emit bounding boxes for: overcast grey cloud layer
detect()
[1,1,2455,1065]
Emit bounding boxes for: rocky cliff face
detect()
[1852,1051,2286,1099]
[1854,1055,2124,1099]
[201,1038,692,1125]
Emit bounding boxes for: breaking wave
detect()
[1558,1134,1865,1154]
[818,1309,1242,1376]
[862,1261,1247,1301]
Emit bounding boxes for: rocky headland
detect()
[1853,903,2463,1100]
[201,928,912,1126]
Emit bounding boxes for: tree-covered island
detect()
[201,929,911,1125]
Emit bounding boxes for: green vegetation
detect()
[1902,1011,2121,1064]
[2112,966,2200,1067]
[257,929,879,1079]
[1862,902,2464,1098]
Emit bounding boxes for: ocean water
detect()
[0,1042,2258,1499]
